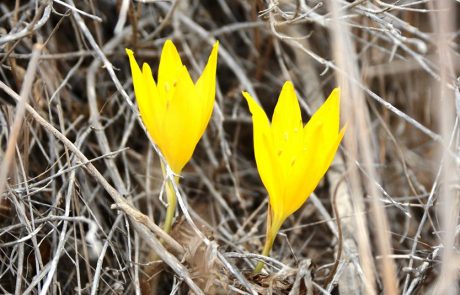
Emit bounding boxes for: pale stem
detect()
[163,178,177,233]
[254,210,283,274]
[161,162,179,234]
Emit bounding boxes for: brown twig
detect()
[323,172,348,289]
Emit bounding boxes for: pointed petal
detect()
[272,81,302,141]
[195,41,219,136]
[243,91,282,212]
[158,40,183,95]
[319,125,346,177]
[162,65,197,173]
[304,88,340,150]
[280,88,344,217]
[270,81,304,181]
[126,49,152,135]
[301,88,340,176]
[126,48,146,102]
[141,62,163,148]
[284,126,345,218]
[319,88,340,136]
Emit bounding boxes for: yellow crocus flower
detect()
[243,81,346,273]
[126,40,219,233]
[126,40,219,174]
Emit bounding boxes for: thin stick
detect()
[432,1,458,294]
[0,3,52,45]
[323,173,347,288]
[0,44,41,197]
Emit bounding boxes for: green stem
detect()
[254,210,283,274]
[162,178,176,233]
[161,163,179,234]
[254,226,277,273]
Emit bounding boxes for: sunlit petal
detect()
[163,65,197,173]
[140,63,163,146]
[158,40,183,99]
[243,91,281,206]
[196,41,219,136]
[271,81,303,149]
[303,88,340,153]
[126,48,147,109]
[271,81,304,183]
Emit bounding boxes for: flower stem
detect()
[162,178,177,233]
[254,209,283,274]
[254,226,277,273]
[161,162,179,234]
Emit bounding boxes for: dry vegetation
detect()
[0,0,459,294]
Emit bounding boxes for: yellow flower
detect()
[126,40,219,174]
[126,40,218,233]
[243,81,346,272]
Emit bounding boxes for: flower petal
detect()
[319,125,346,177]
[271,81,303,143]
[126,48,146,103]
[283,127,344,219]
[195,41,219,136]
[304,88,340,151]
[271,81,304,182]
[279,88,343,217]
[141,62,163,148]
[126,49,153,136]
[162,65,197,173]
[157,40,183,97]
[243,91,283,212]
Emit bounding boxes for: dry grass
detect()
[0,0,459,294]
